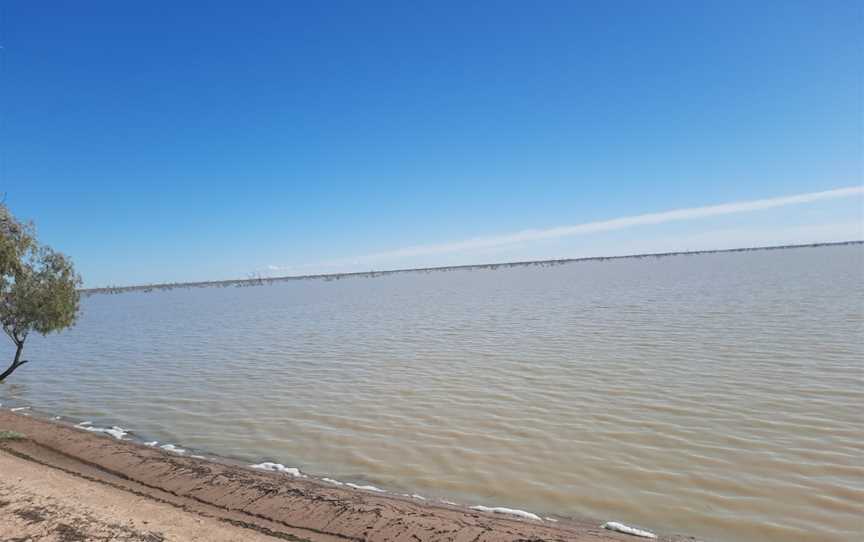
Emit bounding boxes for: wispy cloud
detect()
[360,186,863,259]
[266,186,863,273]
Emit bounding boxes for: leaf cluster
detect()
[0,204,82,345]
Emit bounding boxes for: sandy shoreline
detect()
[0,411,691,541]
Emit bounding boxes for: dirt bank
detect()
[0,449,278,541]
[0,411,692,541]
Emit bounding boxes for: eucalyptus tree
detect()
[0,204,81,381]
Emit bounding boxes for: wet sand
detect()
[0,411,690,541]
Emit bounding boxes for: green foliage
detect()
[0,205,35,284]
[0,430,25,441]
[3,246,82,338]
[0,203,81,378]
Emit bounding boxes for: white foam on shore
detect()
[345,482,385,493]
[602,522,657,539]
[40,412,566,528]
[10,406,29,412]
[82,425,128,440]
[471,505,542,522]
[251,462,304,477]
[544,517,558,522]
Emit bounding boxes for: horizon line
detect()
[83,240,863,293]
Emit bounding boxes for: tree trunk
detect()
[0,341,27,381]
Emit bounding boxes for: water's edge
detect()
[0,404,671,540]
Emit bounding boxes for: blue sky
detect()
[1,1,861,287]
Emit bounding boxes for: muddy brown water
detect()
[2,244,862,542]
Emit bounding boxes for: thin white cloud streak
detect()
[266,185,862,273]
[360,186,863,260]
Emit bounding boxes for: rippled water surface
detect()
[2,245,863,542]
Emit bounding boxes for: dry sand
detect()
[0,411,693,541]
[0,450,276,541]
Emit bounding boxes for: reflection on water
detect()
[2,244,862,542]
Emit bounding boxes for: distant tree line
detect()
[81,240,862,296]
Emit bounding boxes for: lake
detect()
[2,244,862,542]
